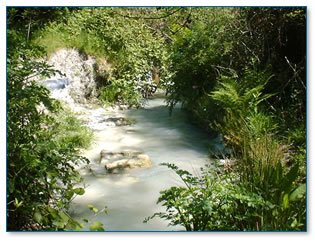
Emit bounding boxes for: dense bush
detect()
[6,30,96,230]
[211,69,306,230]
[166,8,245,127]
[146,162,305,231]
[145,163,270,231]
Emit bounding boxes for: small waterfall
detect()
[40,48,98,105]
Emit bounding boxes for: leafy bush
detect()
[145,163,271,231]
[6,32,92,230]
[210,66,275,148]
[145,163,306,231]
[209,67,306,231]
[166,8,247,127]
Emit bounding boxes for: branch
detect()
[285,56,306,90]
[114,7,183,20]
[240,40,261,63]
[143,23,173,41]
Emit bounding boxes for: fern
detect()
[210,67,274,117]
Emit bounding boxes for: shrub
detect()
[209,67,306,231]
[145,163,306,231]
[6,33,92,230]
[144,163,271,231]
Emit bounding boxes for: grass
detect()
[52,107,94,151]
[35,29,106,60]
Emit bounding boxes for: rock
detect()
[120,150,143,157]
[99,149,152,173]
[119,105,129,110]
[105,154,152,172]
[104,106,114,112]
[44,48,97,104]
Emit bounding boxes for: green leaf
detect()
[65,191,74,200]
[283,164,299,193]
[87,204,94,209]
[33,211,42,223]
[7,181,15,194]
[53,220,66,229]
[87,204,99,213]
[73,187,85,195]
[58,211,69,223]
[14,198,23,208]
[89,221,104,231]
[57,200,63,208]
[289,184,306,202]
[83,218,89,223]
[282,193,289,210]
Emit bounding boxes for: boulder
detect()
[99,149,152,173]
[105,154,152,172]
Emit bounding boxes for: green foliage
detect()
[145,163,271,231]
[210,66,275,147]
[36,7,171,106]
[89,221,105,231]
[208,67,306,231]
[242,7,306,126]
[166,8,244,123]
[6,31,95,231]
[145,163,306,231]
[99,82,142,107]
[51,107,94,150]
[84,204,108,231]
[7,6,306,232]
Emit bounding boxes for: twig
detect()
[240,40,261,63]
[284,56,306,90]
[143,23,173,41]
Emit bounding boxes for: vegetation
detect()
[36,7,172,106]
[7,12,98,230]
[7,7,306,231]
[146,7,306,231]
[145,163,305,231]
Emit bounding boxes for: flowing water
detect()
[68,93,223,231]
[43,48,224,231]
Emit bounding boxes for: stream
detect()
[68,92,221,231]
[39,48,225,231]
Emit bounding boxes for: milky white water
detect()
[68,93,221,231]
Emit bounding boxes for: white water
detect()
[68,93,219,231]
